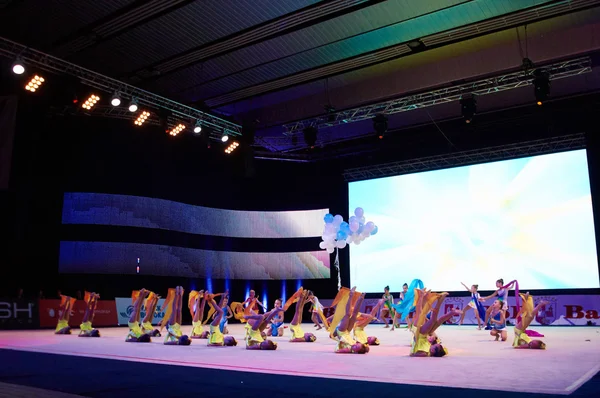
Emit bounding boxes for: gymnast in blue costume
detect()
[266,298,284,337]
[488,299,507,341]
[458,282,485,329]
[391,279,424,330]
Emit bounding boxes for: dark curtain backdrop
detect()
[0,96,17,190]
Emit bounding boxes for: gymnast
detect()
[513,293,548,349]
[489,299,507,341]
[163,286,191,345]
[55,295,76,334]
[189,290,208,339]
[391,279,423,331]
[126,289,151,342]
[205,291,237,346]
[141,291,161,337]
[458,282,485,329]
[79,292,100,337]
[218,294,234,334]
[265,298,285,337]
[330,287,369,354]
[410,289,462,357]
[309,294,325,330]
[289,289,317,342]
[353,298,385,346]
[481,278,513,329]
[243,290,266,313]
[381,285,395,328]
[243,305,283,350]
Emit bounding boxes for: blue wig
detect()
[392,279,424,321]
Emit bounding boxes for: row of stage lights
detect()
[12,60,239,154]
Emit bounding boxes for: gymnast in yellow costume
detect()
[243,304,283,350]
[409,289,461,357]
[205,291,237,347]
[163,286,191,346]
[140,291,161,337]
[78,292,100,337]
[126,289,152,342]
[513,293,548,349]
[188,290,209,339]
[353,298,385,346]
[288,288,317,342]
[55,295,76,334]
[329,287,369,354]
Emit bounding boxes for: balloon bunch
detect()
[319,207,378,253]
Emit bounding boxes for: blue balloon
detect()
[336,230,348,241]
[324,213,334,224]
[371,226,378,235]
[357,223,364,235]
[340,222,350,232]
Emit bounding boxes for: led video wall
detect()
[59,193,330,279]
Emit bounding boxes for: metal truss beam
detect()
[342,133,586,182]
[283,57,592,135]
[0,37,242,136]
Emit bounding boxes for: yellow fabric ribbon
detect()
[328,287,358,339]
[159,288,176,330]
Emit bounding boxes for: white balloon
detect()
[346,235,354,244]
[354,240,361,245]
[319,241,326,249]
[324,224,336,234]
[327,247,335,254]
[333,215,343,226]
[337,240,347,249]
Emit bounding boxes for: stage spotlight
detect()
[128,99,138,112]
[224,141,239,154]
[373,114,388,139]
[111,92,121,106]
[460,96,476,123]
[303,126,317,148]
[81,94,100,110]
[134,111,150,126]
[24,75,45,92]
[533,69,550,105]
[169,123,186,136]
[221,134,229,142]
[193,121,202,133]
[12,59,24,74]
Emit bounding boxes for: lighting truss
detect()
[53,104,234,140]
[0,37,242,136]
[282,57,592,135]
[342,133,586,182]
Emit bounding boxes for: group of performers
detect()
[53,278,548,356]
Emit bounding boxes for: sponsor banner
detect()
[38,299,117,328]
[115,297,166,326]
[319,294,600,326]
[0,298,39,329]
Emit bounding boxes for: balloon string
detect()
[334,248,341,291]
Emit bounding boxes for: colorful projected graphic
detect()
[62,193,328,238]
[349,150,599,292]
[59,241,330,280]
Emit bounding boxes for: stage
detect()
[1,324,599,397]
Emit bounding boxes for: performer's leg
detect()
[459,306,471,325]
[126,289,151,342]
